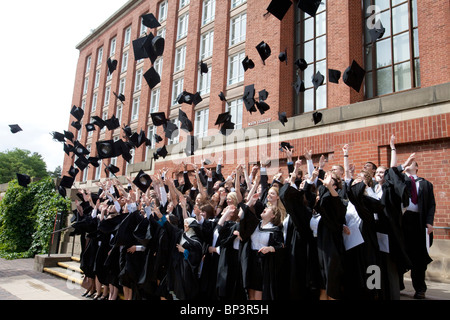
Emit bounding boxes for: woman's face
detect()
[226,195,234,206]
[211,192,219,203]
[375,167,386,183]
[266,188,279,203]
[260,207,275,222]
[167,202,174,213]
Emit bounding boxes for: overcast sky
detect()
[0,0,128,172]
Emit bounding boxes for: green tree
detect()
[48,165,62,178]
[0,148,48,183]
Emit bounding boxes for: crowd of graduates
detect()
[71,135,435,301]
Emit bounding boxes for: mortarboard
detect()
[242,56,255,71]
[64,143,74,155]
[58,185,66,198]
[88,156,100,168]
[16,173,31,187]
[179,109,193,132]
[199,61,208,74]
[177,91,195,104]
[85,123,96,132]
[75,155,90,171]
[279,49,288,64]
[328,69,341,84]
[266,0,293,21]
[9,124,22,134]
[107,58,118,75]
[192,92,203,106]
[155,145,168,159]
[70,105,84,121]
[294,58,308,71]
[141,13,161,29]
[218,91,227,102]
[71,120,81,130]
[215,112,231,126]
[133,169,153,193]
[51,131,66,143]
[64,130,74,142]
[105,163,120,177]
[280,142,294,151]
[243,84,257,113]
[185,135,198,156]
[219,119,235,136]
[91,116,106,129]
[259,89,269,101]
[256,41,271,65]
[312,71,324,90]
[313,111,323,125]
[132,36,148,61]
[164,121,179,139]
[256,101,270,115]
[68,166,79,178]
[122,124,133,138]
[105,115,121,130]
[143,67,161,89]
[203,159,212,165]
[369,20,385,43]
[151,112,168,126]
[59,175,75,189]
[294,74,305,94]
[154,133,163,143]
[113,92,126,102]
[142,33,165,64]
[278,112,288,126]
[96,140,116,159]
[298,0,321,17]
[73,141,90,157]
[343,60,366,92]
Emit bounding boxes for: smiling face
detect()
[266,187,279,204]
[375,166,386,183]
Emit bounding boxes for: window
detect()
[167,119,180,145]
[121,51,128,73]
[231,0,246,9]
[140,17,147,36]
[200,30,214,60]
[131,97,140,120]
[194,108,209,138]
[154,57,163,75]
[95,161,102,180]
[172,78,184,105]
[198,64,211,95]
[134,68,143,92]
[77,124,83,140]
[83,77,89,95]
[109,37,116,57]
[145,125,157,160]
[119,78,126,95]
[226,98,243,129]
[126,149,135,175]
[94,70,100,88]
[86,56,91,73]
[294,0,327,114]
[150,88,160,113]
[102,111,108,132]
[364,0,420,98]
[177,13,189,40]
[81,99,86,111]
[159,0,168,22]
[97,47,103,66]
[228,51,245,85]
[116,105,122,124]
[202,0,215,26]
[179,0,190,9]
[174,45,186,72]
[92,92,98,112]
[124,26,131,47]
[104,86,111,106]
[230,12,246,46]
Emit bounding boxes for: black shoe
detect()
[414,291,426,299]
[81,290,90,297]
[86,291,97,298]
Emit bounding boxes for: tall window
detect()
[172,78,184,105]
[132,97,140,121]
[104,86,111,106]
[294,0,327,114]
[202,0,215,26]
[179,0,190,9]
[119,78,126,95]
[159,0,168,22]
[200,30,214,60]
[97,47,103,66]
[134,68,143,92]
[154,57,163,75]
[109,37,116,57]
[229,12,246,46]
[95,161,102,180]
[124,26,131,47]
[94,69,100,88]
[177,13,189,40]
[364,0,419,98]
[198,64,211,95]
[167,119,180,144]
[228,51,245,85]
[92,92,98,112]
[116,105,123,124]
[150,88,160,113]
[145,125,157,160]
[140,17,147,36]
[83,76,89,95]
[194,109,209,138]
[86,56,91,73]
[174,45,186,72]
[102,111,108,132]
[226,98,243,129]
[121,51,128,73]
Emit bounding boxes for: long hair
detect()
[267,186,287,224]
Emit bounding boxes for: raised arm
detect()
[390,134,397,168]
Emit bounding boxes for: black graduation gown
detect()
[239,204,284,300]
[199,218,221,300]
[73,215,98,279]
[279,183,319,300]
[315,185,347,300]
[216,221,246,300]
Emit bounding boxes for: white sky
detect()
[0,0,128,172]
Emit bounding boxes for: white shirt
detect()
[250,222,273,250]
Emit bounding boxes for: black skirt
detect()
[248,250,264,291]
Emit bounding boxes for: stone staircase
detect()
[42,256,84,286]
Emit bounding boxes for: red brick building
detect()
[63,0,450,243]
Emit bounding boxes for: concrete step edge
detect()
[43,266,83,285]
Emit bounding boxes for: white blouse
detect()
[250,222,273,250]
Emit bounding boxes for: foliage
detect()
[0,148,48,184]
[0,177,71,259]
[48,165,62,179]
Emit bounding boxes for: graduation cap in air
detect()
[141,13,161,29]
[312,111,322,125]
[70,106,84,121]
[256,41,271,65]
[294,74,305,94]
[59,175,75,189]
[64,143,74,155]
[298,0,321,17]
[143,67,161,89]
[85,123,96,132]
[151,112,168,126]
[154,145,168,159]
[312,71,324,90]
[129,130,147,148]
[219,119,235,136]
[73,141,90,157]
[107,58,118,75]
[266,0,293,21]
[105,115,120,130]
[280,142,294,152]
[122,124,133,138]
[64,130,74,142]
[177,91,195,105]
[133,169,153,193]
[105,163,120,177]
[255,101,270,115]
[179,109,193,132]
[9,124,22,134]
[58,185,67,198]
[278,112,288,126]
[114,139,133,163]
[91,116,106,129]
[142,33,165,64]
[278,49,288,64]
[75,155,90,171]
[154,133,163,143]
[259,89,269,101]
[215,112,232,126]
[88,156,100,168]
[16,173,31,187]
[68,166,79,178]
[343,60,366,92]
[243,84,257,113]
[242,56,255,71]
[51,131,66,143]
[192,92,203,106]
[199,61,208,74]
[218,91,227,102]
[96,139,116,159]
[328,69,341,84]
[113,92,126,103]
[164,121,179,140]
[185,135,198,156]
[132,36,148,61]
[369,20,385,43]
[294,58,308,71]
[71,120,81,130]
